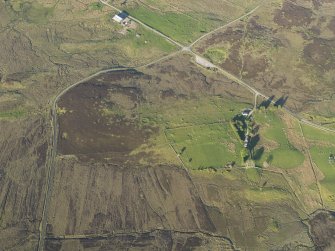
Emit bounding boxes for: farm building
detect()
[112,11,130,24]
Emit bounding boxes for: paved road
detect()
[37,2,335,250]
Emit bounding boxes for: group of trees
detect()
[232,113,261,163]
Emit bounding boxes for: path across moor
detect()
[37,2,335,251]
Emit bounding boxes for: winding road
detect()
[36,1,335,250]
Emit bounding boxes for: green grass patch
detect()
[124,26,176,53]
[204,47,230,64]
[140,97,250,128]
[270,148,305,169]
[89,2,104,11]
[254,109,304,169]
[310,146,335,193]
[302,124,335,145]
[244,188,290,202]
[138,96,253,169]
[254,109,287,145]
[166,123,243,169]
[246,168,261,183]
[0,109,26,119]
[126,6,216,44]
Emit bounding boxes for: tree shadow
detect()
[258,95,275,109]
[253,147,264,161]
[248,134,260,151]
[274,95,289,108]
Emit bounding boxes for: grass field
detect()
[140,96,250,128]
[254,109,305,169]
[244,188,290,202]
[139,96,250,169]
[166,123,242,169]
[139,99,307,170]
[60,24,176,65]
[310,146,335,193]
[123,0,263,44]
[302,125,335,145]
[302,124,335,196]
[126,6,215,44]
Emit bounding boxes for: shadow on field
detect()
[274,95,289,108]
[253,147,264,161]
[258,95,275,109]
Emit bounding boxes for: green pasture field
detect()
[254,109,304,169]
[139,96,251,169]
[302,124,335,145]
[126,6,217,44]
[166,123,242,169]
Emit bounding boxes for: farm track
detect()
[36,1,335,250]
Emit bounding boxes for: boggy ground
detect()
[57,70,156,163]
[308,210,335,251]
[53,54,321,250]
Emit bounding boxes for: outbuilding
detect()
[112,11,129,23]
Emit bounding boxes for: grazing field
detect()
[302,125,335,145]
[253,109,305,169]
[166,123,242,169]
[127,6,215,44]
[122,0,262,44]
